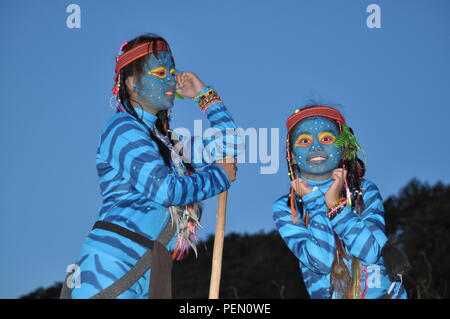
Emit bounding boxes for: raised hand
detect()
[175,72,206,99]
[291,178,314,197]
[325,168,347,209]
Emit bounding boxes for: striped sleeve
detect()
[98,114,231,207]
[175,96,243,169]
[272,189,336,274]
[330,179,388,265]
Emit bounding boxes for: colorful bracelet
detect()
[194,88,214,100]
[327,197,348,220]
[196,88,223,113]
[328,198,346,215]
[194,87,216,101]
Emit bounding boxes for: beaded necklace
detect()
[148,126,188,177]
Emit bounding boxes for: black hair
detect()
[116,33,194,172]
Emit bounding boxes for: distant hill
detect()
[20,179,450,299]
[20,230,308,299]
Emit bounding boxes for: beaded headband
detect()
[286,106,346,132]
[112,40,169,96]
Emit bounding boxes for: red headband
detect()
[112,40,169,95]
[286,106,346,132]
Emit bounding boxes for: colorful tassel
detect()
[344,177,352,208]
[290,187,297,224]
[170,204,202,261]
[350,258,362,299]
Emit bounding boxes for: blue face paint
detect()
[291,117,342,176]
[133,51,176,110]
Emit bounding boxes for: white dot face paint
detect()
[291,116,342,176]
[133,51,176,111]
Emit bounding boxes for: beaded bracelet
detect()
[196,88,223,113]
[328,197,346,216]
[194,88,214,100]
[327,197,348,220]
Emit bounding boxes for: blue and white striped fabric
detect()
[272,177,408,299]
[70,101,238,299]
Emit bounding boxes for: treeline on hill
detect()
[20,178,450,299]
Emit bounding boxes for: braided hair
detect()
[116,34,194,172]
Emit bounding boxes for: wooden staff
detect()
[208,190,228,299]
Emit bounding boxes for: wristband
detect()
[327,197,347,220]
[195,87,223,113]
[194,88,213,100]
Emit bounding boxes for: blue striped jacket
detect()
[272,177,407,299]
[95,103,236,237]
[70,101,238,298]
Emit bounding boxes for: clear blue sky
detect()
[1,0,449,298]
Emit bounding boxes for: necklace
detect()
[148,126,188,177]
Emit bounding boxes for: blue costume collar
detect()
[299,175,333,188]
[132,106,158,128]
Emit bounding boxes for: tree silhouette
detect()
[383,178,450,298]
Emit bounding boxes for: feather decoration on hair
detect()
[334,125,366,163]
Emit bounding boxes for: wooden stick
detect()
[208,190,228,299]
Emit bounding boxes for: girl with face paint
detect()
[60,34,239,299]
[124,50,211,114]
[272,106,408,299]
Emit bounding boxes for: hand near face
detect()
[325,168,348,209]
[175,72,206,99]
[291,178,314,197]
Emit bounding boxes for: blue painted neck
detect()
[299,174,333,188]
[132,106,157,128]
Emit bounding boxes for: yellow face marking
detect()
[318,132,336,145]
[148,67,167,78]
[294,134,313,147]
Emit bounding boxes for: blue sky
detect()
[1,0,449,298]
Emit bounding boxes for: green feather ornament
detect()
[175,92,184,99]
[334,125,365,162]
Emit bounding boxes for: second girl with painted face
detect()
[272,106,408,299]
